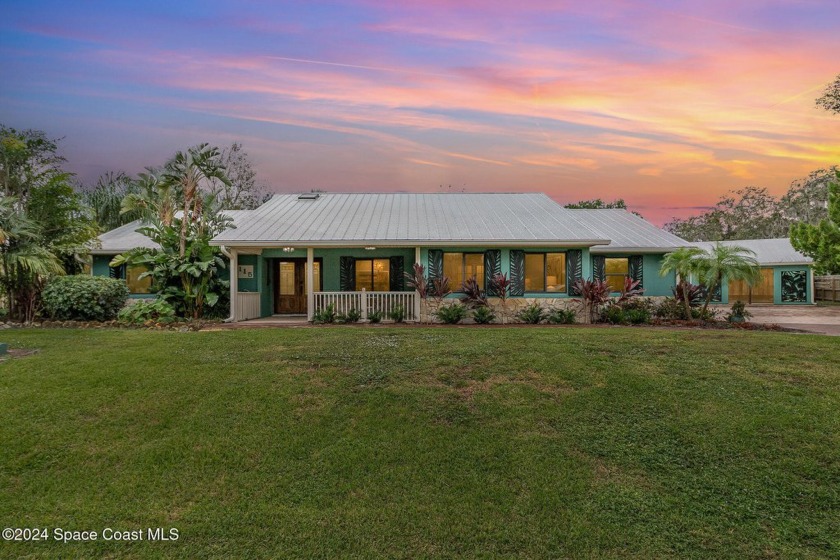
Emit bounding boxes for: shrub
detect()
[388,305,406,323]
[547,308,576,324]
[367,310,383,324]
[472,306,496,324]
[118,299,177,324]
[337,308,362,323]
[572,279,611,323]
[516,302,547,324]
[435,303,468,324]
[602,305,626,325]
[313,303,337,324]
[459,276,487,308]
[42,275,129,321]
[625,308,651,325]
[726,300,752,323]
[654,297,687,320]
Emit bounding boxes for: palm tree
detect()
[696,243,761,314]
[121,169,179,227]
[660,247,705,319]
[0,196,64,322]
[161,144,230,258]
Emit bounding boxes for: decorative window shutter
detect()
[781,270,807,302]
[483,250,501,290]
[389,256,405,291]
[509,250,525,296]
[109,265,125,280]
[592,255,606,282]
[629,255,644,288]
[428,250,443,281]
[339,257,356,291]
[566,250,583,295]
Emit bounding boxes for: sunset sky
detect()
[1,0,838,224]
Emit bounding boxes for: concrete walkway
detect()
[733,305,840,336]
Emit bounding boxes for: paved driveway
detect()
[730,305,840,336]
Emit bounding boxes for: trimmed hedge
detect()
[42,275,129,321]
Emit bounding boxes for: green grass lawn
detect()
[1,326,838,559]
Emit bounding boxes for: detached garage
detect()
[693,238,814,305]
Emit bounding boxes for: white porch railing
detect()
[235,292,261,321]
[313,290,418,322]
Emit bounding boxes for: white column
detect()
[230,249,238,322]
[414,246,422,322]
[306,247,314,321]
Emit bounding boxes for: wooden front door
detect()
[274,259,321,314]
[728,268,774,304]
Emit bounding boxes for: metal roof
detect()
[571,209,691,253]
[91,211,249,254]
[693,238,813,266]
[211,193,613,247]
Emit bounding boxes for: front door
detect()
[274,259,321,314]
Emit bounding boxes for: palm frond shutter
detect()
[629,255,644,288]
[566,250,583,295]
[592,255,606,282]
[509,250,525,296]
[389,256,405,291]
[483,250,501,292]
[109,264,125,279]
[781,270,807,302]
[428,250,443,282]
[339,257,355,291]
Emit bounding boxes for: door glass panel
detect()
[306,262,321,292]
[355,259,372,291]
[279,262,296,295]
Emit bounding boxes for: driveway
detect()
[732,305,840,336]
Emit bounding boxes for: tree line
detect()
[0,124,267,322]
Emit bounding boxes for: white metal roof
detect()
[693,238,813,266]
[211,193,612,247]
[92,211,249,254]
[571,209,691,253]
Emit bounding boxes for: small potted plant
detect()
[726,300,751,323]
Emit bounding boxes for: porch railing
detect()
[235,292,261,321]
[313,290,418,322]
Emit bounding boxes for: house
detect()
[692,238,814,305]
[91,192,692,321]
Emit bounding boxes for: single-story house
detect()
[692,238,814,305]
[93,192,690,321]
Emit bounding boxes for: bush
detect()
[602,305,626,325]
[655,297,687,320]
[516,302,547,324]
[118,299,177,324]
[435,303,468,324]
[388,305,406,323]
[367,310,383,324]
[42,275,129,321]
[313,303,337,324]
[547,308,576,324]
[472,306,496,324]
[337,308,362,323]
[726,300,752,323]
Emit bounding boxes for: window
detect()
[605,258,629,292]
[110,264,152,294]
[524,253,566,292]
[443,253,485,289]
[355,259,389,291]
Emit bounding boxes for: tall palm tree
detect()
[697,243,761,314]
[120,169,179,227]
[660,247,705,319]
[161,144,230,257]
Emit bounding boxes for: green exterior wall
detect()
[592,253,676,297]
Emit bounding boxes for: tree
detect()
[0,196,65,322]
[659,247,705,319]
[209,143,269,210]
[80,171,142,231]
[816,74,840,114]
[565,198,629,209]
[695,243,761,314]
[160,144,230,258]
[0,126,65,202]
[113,145,234,319]
[790,170,840,274]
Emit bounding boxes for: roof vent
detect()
[298,193,321,200]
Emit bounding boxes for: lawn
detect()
[0,326,838,559]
